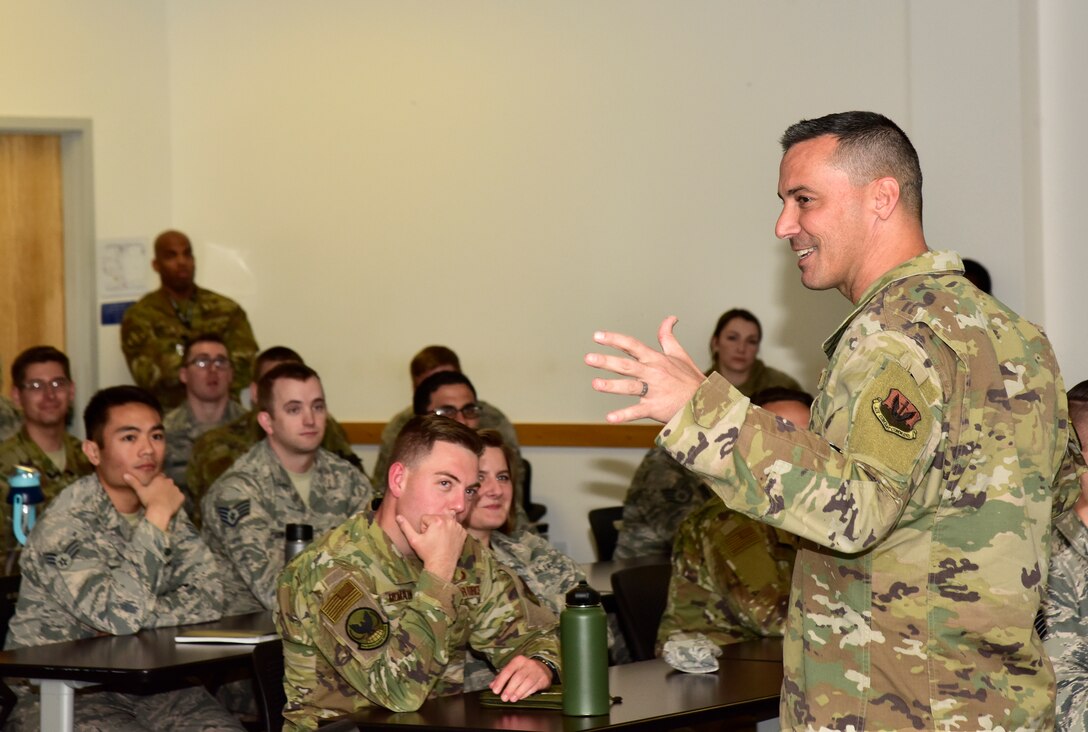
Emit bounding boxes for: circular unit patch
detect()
[345,607,389,650]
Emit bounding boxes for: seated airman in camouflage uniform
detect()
[162,334,246,519]
[657,391,810,654]
[202,362,372,615]
[588,112,1084,729]
[4,385,241,732]
[0,347,93,556]
[277,416,559,731]
[459,430,597,690]
[371,346,521,500]
[120,230,258,410]
[1046,379,1088,732]
[186,346,364,527]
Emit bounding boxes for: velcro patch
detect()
[345,607,389,650]
[460,584,481,599]
[851,361,932,479]
[216,500,251,528]
[722,523,761,556]
[383,589,413,604]
[321,579,364,624]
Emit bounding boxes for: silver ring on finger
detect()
[639,380,649,398]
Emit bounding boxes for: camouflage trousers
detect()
[7,685,245,731]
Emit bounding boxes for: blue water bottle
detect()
[8,466,44,546]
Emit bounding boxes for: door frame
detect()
[0,117,96,436]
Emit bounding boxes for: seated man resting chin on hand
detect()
[276,415,559,731]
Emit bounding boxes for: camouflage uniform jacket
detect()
[164,399,246,517]
[659,250,1082,730]
[187,409,363,527]
[0,428,94,554]
[1045,508,1088,732]
[7,473,223,648]
[0,395,20,442]
[614,445,713,559]
[202,440,373,614]
[656,496,797,653]
[462,530,586,691]
[275,513,560,730]
[617,362,800,561]
[730,358,804,397]
[372,402,521,498]
[120,285,258,409]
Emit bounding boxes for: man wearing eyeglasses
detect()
[202,361,373,614]
[163,334,246,521]
[0,346,93,554]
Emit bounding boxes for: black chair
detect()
[522,459,547,525]
[252,639,287,732]
[588,506,624,561]
[610,563,671,662]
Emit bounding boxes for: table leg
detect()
[36,679,95,732]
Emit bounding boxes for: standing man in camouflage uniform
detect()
[276,415,559,730]
[163,334,246,520]
[372,345,520,498]
[1046,379,1088,731]
[0,347,93,556]
[186,346,363,519]
[4,385,242,731]
[203,362,372,614]
[587,111,1082,729]
[121,229,258,410]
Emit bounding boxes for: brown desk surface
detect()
[344,657,781,731]
[0,611,274,687]
[717,637,783,664]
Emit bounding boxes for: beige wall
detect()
[0,0,1078,560]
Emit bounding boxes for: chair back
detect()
[252,638,286,732]
[610,563,671,662]
[0,574,19,644]
[588,506,624,561]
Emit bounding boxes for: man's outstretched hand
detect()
[585,316,705,424]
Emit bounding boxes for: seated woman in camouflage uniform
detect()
[460,430,599,690]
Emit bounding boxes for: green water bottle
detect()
[561,581,609,716]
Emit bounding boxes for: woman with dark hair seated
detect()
[706,307,802,395]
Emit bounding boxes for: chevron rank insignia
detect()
[217,500,251,528]
[45,540,81,569]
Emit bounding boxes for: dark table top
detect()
[343,656,781,731]
[717,637,783,664]
[0,611,275,687]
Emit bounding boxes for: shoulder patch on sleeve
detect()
[344,607,389,650]
[216,500,251,527]
[321,578,364,623]
[851,361,933,479]
[44,540,80,569]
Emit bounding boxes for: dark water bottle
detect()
[284,523,313,563]
[561,581,609,716]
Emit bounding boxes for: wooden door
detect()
[0,134,65,389]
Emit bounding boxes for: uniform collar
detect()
[821,250,964,358]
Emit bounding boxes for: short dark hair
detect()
[183,333,228,363]
[391,414,484,470]
[708,309,762,372]
[750,387,814,409]
[413,371,477,416]
[255,346,304,379]
[257,362,320,413]
[1068,380,1088,429]
[478,428,520,534]
[410,346,461,382]
[12,346,70,387]
[780,111,923,222]
[962,259,992,295]
[83,386,162,446]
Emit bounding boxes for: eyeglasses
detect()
[186,356,232,371]
[20,377,71,393]
[433,404,482,420]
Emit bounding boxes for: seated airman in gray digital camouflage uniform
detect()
[4,385,242,732]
